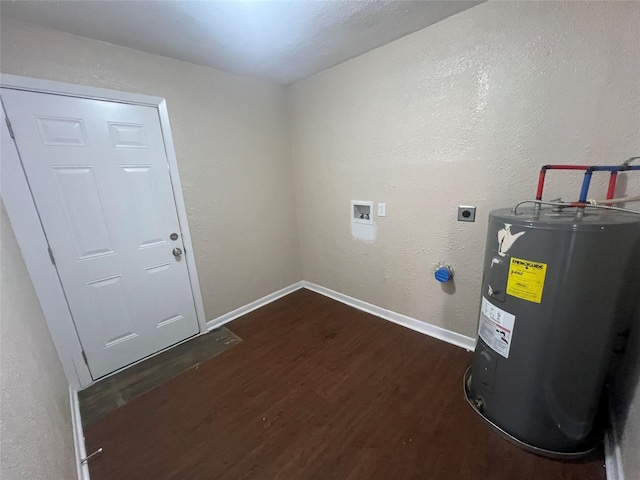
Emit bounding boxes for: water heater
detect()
[465,161,640,457]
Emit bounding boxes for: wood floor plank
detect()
[79,326,241,426]
[84,289,605,480]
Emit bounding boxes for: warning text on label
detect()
[478,297,516,358]
[506,257,547,304]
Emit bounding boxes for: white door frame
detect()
[1,74,208,389]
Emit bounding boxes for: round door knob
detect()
[172,247,183,257]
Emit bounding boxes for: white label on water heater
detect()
[478,297,515,358]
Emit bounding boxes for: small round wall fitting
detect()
[434,264,454,283]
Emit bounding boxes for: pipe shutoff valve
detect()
[434,262,454,283]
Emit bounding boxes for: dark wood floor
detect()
[84,289,605,480]
[79,326,241,426]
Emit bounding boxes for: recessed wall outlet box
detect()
[458,205,476,222]
[377,203,386,217]
[352,201,373,224]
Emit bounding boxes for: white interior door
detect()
[2,88,200,379]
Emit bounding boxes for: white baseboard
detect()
[69,386,90,480]
[207,281,304,331]
[301,281,476,351]
[605,403,625,480]
[206,281,475,352]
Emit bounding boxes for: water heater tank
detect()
[465,206,640,457]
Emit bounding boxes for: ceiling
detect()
[1,1,481,85]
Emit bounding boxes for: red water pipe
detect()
[606,172,618,205]
[543,165,593,170]
[535,170,546,200]
[536,165,592,201]
[533,158,640,208]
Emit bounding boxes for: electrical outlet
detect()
[458,205,476,222]
[378,203,386,217]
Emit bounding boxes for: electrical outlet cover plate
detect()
[458,205,476,222]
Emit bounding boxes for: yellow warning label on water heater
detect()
[506,257,547,304]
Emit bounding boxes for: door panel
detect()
[86,274,138,347]
[36,115,88,146]
[118,164,167,249]
[2,89,200,379]
[108,122,147,148]
[52,166,116,259]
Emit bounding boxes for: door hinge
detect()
[81,350,88,366]
[47,246,56,266]
[4,116,15,139]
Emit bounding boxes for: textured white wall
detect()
[0,18,301,320]
[0,204,76,479]
[288,0,640,337]
[2,3,640,477]
[289,1,640,476]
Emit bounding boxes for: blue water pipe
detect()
[578,165,640,203]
